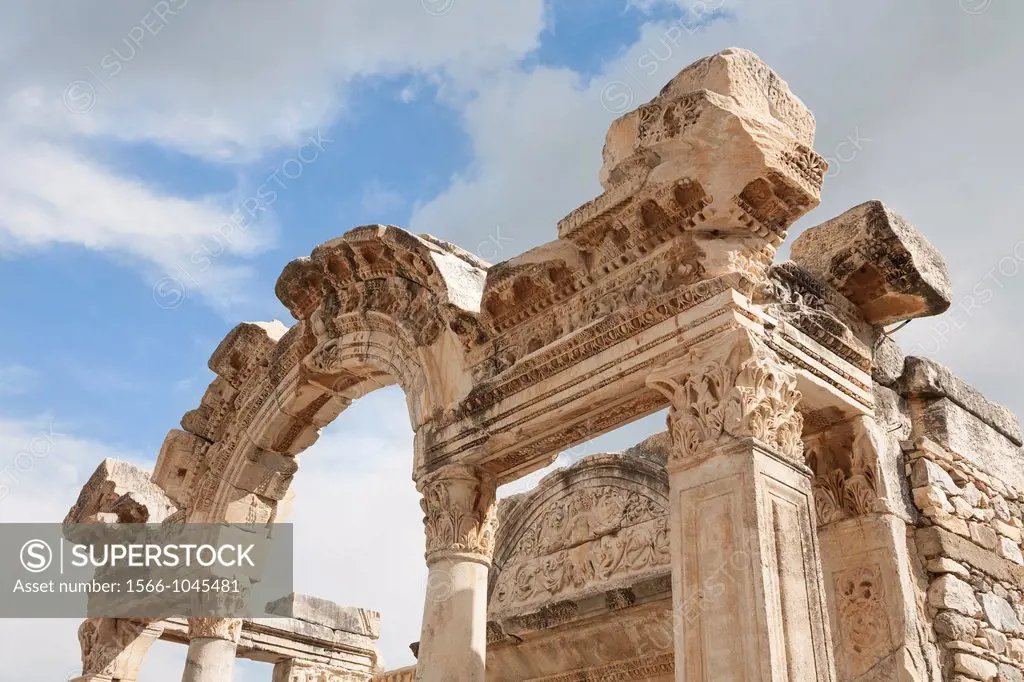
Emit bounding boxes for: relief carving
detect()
[647,330,804,463]
[492,517,670,610]
[492,483,669,612]
[420,466,498,563]
[188,617,243,643]
[78,618,159,677]
[806,416,887,526]
[833,564,893,677]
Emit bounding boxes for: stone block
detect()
[209,321,289,390]
[928,558,971,579]
[64,459,176,527]
[928,575,983,618]
[999,538,1024,565]
[983,628,1009,654]
[999,664,1024,682]
[872,334,906,386]
[898,356,1022,446]
[911,458,960,495]
[916,398,1024,492]
[153,429,209,505]
[971,522,1000,551]
[917,527,1024,587]
[954,652,998,681]
[981,593,1024,635]
[598,48,823,241]
[791,201,951,325]
[935,611,980,641]
[265,593,381,638]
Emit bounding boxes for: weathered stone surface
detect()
[65,458,176,526]
[791,200,952,325]
[999,663,1024,682]
[934,611,980,641]
[152,429,209,505]
[873,333,906,386]
[265,593,381,638]
[917,526,1024,587]
[953,652,998,681]
[898,356,1022,446]
[911,458,960,495]
[929,575,983,617]
[981,593,1024,635]
[599,47,823,241]
[914,398,1024,491]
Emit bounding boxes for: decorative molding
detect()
[647,329,804,464]
[419,466,498,564]
[530,651,674,682]
[188,617,242,644]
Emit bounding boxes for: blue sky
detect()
[2,0,1024,678]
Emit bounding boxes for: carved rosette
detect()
[419,465,498,565]
[647,330,804,464]
[188,617,243,644]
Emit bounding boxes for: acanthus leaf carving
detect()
[805,415,887,526]
[647,330,804,463]
[420,466,498,563]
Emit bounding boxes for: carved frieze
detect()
[492,517,670,611]
[647,330,805,464]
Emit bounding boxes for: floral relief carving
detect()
[647,330,805,463]
[806,416,886,526]
[188,617,243,643]
[833,564,892,677]
[420,466,498,562]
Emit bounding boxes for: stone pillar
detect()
[71,618,164,682]
[807,416,940,681]
[647,328,837,682]
[181,618,241,682]
[414,464,497,682]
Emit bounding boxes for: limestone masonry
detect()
[65,48,1024,682]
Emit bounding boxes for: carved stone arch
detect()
[488,452,671,621]
[154,224,488,524]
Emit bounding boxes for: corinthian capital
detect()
[647,329,804,464]
[418,465,497,565]
[188,617,242,644]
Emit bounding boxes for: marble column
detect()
[414,464,497,682]
[181,618,241,682]
[647,328,837,682]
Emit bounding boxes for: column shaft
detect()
[414,465,497,682]
[181,618,241,682]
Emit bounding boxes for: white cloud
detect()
[411,0,1024,415]
[0,0,549,314]
[0,0,547,160]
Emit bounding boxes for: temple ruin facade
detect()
[64,48,1024,682]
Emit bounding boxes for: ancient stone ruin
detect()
[65,48,1024,682]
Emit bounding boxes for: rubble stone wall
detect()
[903,388,1024,681]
